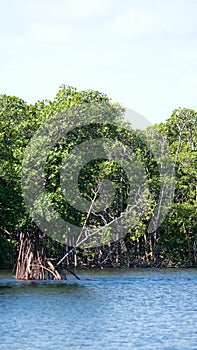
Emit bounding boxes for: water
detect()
[0,268,197,350]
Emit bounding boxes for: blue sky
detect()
[1,0,197,124]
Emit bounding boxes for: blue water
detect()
[0,268,197,350]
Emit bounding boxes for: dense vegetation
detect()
[0,86,197,269]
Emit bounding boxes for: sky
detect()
[1,0,197,124]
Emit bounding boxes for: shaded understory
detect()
[1,230,197,277]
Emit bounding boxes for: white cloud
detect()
[109,2,197,40]
[0,36,24,48]
[171,48,197,61]
[30,23,73,44]
[17,0,69,20]
[68,0,113,20]
[110,9,155,38]
[18,0,113,21]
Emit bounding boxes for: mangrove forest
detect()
[0,85,197,279]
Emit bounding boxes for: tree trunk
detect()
[15,233,62,280]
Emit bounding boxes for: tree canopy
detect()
[0,86,197,269]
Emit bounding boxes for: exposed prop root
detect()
[15,234,62,280]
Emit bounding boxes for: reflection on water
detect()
[0,268,197,350]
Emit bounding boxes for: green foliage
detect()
[0,86,197,267]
